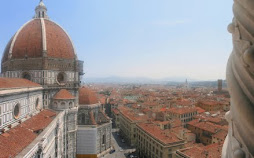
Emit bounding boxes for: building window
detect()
[57,72,66,84]
[13,103,20,119]
[81,113,86,125]
[57,73,64,82]
[69,102,73,108]
[102,134,106,144]
[61,102,66,107]
[22,72,31,80]
[35,98,40,110]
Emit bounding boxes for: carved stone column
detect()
[222,0,254,157]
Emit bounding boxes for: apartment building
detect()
[166,107,198,127]
[136,123,185,158]
[196,100,225,112]
[187,119,226,145]
[118,106,148,147]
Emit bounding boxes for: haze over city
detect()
[0,0,233,81]
[1,0,254,157]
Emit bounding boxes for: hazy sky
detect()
[0,0,233,80]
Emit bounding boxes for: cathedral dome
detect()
[2,3,76,63]
[79,87,98,105]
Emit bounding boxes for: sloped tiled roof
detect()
[137,123,184,145]
[0,109,56,158]
[179,143,223,158]
[0,78,41,89]
[54,89,75,100]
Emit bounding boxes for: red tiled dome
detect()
[2,18,76,63]
[79,87,98,105]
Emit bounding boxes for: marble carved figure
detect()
[222,0,254,157]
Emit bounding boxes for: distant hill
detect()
[83,76,224,86]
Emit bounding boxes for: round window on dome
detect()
[22,72,31,80]
[57,72,66,84]
[13,103,21,119]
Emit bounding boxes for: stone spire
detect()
[34,0,49,19]
[185,79,189,90]
[222,0,254,157]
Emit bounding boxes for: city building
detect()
[176,143,223,158]
[196,100,225,112]
[118,106,148,147]
[166,107,198,127]
[111,108,120,128]
[136,123,185,158]
[212,130,227,144]
[218,79,223,92]
[187,119,226,145]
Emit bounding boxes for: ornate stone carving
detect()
[222,0,254,157]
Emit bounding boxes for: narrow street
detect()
[104,129,136,158]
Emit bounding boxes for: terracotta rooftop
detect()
[195,107,206,113]
[193,113,228,126]
[188,119,224,134]
[198,100,225,106]
[183,142,204,148]
[0,78,41,89]
[79,87,98,105]
[118,106,148,122]
[178,143,223,158]
[174,100,192,106]
[99,97,106,104]
[137,123,184,145]
[53,89,75,100]
[160,107,167,112]
[167,107,197,115]
[112,108,120,115]
[0,109,56,158]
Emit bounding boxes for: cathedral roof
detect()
[54,89,75,100]
[0,109,56,158]
[0,78,41,89]
[79,87,98,105]
[2,1,76,63]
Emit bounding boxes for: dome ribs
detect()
[12,19,42,59]
[44,20,75,59]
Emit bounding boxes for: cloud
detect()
[151,19,191,26]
